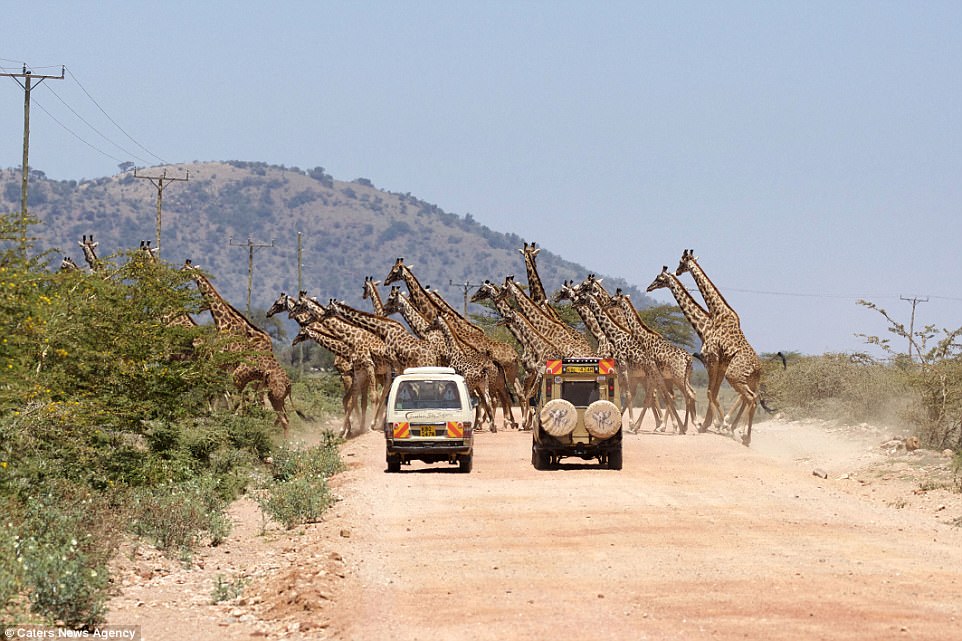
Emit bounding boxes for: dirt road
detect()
[107,420,962,640]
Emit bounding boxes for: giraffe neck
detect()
[614,296,658,339]
[583,294,634,352]
[523,248,547,306]
[81,245,101,271]
[389,292,434,338]
[193,273,268,342]
[301,325,352,360]
[687,259,738,322]
[661,274,712,340]
[506,279,561,334]
[335,303,403,341]
[399,267,438,319]
[364,281,385,315]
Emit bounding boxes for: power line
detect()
[42,83,153,165]
[31,96,127,163]
[66,68,167,164]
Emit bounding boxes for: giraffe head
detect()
[60,256,81,272]
[362,276,381,300]
[675,249,698,277]
[138,240,159,263]
[470,279,499,304]
[646,266,674,293]
[266,292,291,318]
[552,280,576,304]
[384,257,412,286]
[382,285,406,315]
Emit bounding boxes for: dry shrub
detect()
[763,353,911,426]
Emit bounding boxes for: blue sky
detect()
[2,1,960,356]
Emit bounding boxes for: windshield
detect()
[561,380,600,407]
[394,380,463,410]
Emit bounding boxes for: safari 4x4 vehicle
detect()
[531,357,623,470]
[384,367,475,473]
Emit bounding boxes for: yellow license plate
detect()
[419,426,436,437]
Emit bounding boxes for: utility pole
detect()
[297,231,304,376]
[134,167,189,260]
[230,236,275,318]
[449,279,482,317]
[1,64,64,257]
[900,295,928,362]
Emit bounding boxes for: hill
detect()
[1,161,654,318]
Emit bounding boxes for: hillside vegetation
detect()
[0,162,651,317]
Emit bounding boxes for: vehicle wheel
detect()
[607,446,623,470]
[532,447,551,471]
[386,455,401,473]
[458,454,473,473]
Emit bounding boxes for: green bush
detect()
[258,436,343,529]
[258,476,333,529]
[127,474,234,554]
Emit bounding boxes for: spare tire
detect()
[584,400,621,439]
[539,398,578,437]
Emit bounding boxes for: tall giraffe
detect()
[328,298,442,370]
[294,293,395,431]
[268,292,368,438]
[362,276,386,315]
[429,313,497,431]
[471,280,550,428]
[386,258,520,429]
[553,280,613,358]
[79,234,103,272]
[574,287,685,432]
[182,260,292,435]
[382,286,449,366]
[607,288,699,432]
[564,278,661,432]
[645,266,724,429]
[675,250,761,445]
[519,241,565,323]
[502,275,593,355]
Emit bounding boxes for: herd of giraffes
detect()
[60,235,762,446]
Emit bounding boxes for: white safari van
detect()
[384,367,475,473]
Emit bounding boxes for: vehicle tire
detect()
[458,454,473,473]
[539,399,578,437]
[607,446,623,470]
[532,446,551,471]
[386,455,401,473]
[584,400,621,439]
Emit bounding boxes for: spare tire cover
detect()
[539,398,578,437]
[584,400,621,439]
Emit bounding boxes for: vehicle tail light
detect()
[545,377,553,399]
[607,377,616,400]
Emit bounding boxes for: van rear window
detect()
[394,380,463,410]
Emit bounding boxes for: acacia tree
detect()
[858,299,962,449]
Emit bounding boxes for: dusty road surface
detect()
[107,419,962,641]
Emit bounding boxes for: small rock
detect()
[942,449,955,458]
[340,529,351,538]
[813,468,829,479]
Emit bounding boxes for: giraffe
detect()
[385,258,520,429]
[675,249,761,445]
[382,285,450,366]
[553,280,614,358]
[645,266,724,429]
[293,293,395,431]
[79,234,103,272]
[268,292,369,438]
[471,279,551,428]
[60,256,81,272]
[429,313,497,431]
[182,260,292,435]
[519,241,566,323]
[574,286,686,433]
[607,288,699,432]
[328,298,442,371]
[563,278,664,432]
[362,276,386,315]
[502,275,594,355]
